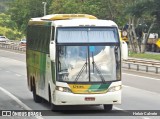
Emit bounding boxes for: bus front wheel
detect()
[103,104,113,112]
[51,103,61,112]
[48,88,60,111]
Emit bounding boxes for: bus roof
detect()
[41,14,97,20]
[28,14,118,27]
[52,19,118,27]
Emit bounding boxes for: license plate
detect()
[85,97,95,101]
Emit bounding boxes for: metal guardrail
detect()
[0,42,26,52]
[123,58,160,74]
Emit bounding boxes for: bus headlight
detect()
[56,86,72,93]
[108,85,122,92]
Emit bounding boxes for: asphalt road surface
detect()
[0,49,160,119]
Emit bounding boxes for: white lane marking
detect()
[6,71,11,73]
[0,87,31,110]
[15,74,22,77]
[142,117,151,119]
[0,87,44,119]
[123,85,160,95]
[113,106,124,111]
[122,73,160,81]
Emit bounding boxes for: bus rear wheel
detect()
[103,104,113,112]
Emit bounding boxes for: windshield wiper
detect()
[91,52,105,83]
[75,55,88,82]
[58,60,61,72]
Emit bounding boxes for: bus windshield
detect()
[57,45,120,83]
[57,27,119,43]
[56,27,120,83]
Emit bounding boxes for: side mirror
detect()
[50,41,55,61]
[121,40,128,60]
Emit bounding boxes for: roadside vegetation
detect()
[129,52,160,61]
[0,13,23,40]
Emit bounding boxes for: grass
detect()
[129,52,160,61]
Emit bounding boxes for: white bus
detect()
[26,14,127,112]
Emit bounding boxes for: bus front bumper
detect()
[53,90,121,105]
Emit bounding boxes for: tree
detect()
[0,13,17,29]
[0,13,22,40]
[8,0,52,32]
[125,0,158,53]
[49,0,130,27]
[0,0,14,13]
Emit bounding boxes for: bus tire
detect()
[48,87,60,111]
[51,103,60,112]
[49,99,58,111]
[103,104,113,112]
[32,82,42,103]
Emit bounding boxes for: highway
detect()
[0,49,160,119]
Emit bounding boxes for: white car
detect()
[19,38,26,46]
[0,36,9,43]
